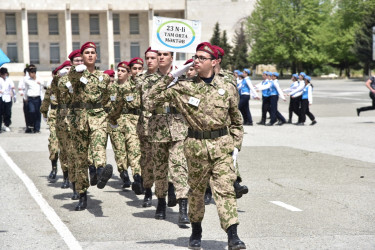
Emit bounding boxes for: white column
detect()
[106,5,114,69]
[148,3,154,47]
[65,4,72,57]
[21,3,29,65]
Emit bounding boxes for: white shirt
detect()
[24,76,43,99]
[1,77,15,102]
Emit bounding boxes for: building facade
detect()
[0,0,255,72]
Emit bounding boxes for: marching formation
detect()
[39,41,248,250]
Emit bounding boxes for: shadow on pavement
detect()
[136,237,227,249]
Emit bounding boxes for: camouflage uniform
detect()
[51,75,75,182]
[108,77,142,176]
[40,83,60,164]
[146,72,244,231]
[68,66,110,193]
[142,71,189,200]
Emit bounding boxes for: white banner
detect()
[151,16,201,53]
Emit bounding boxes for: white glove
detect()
[110,123,119,129]
[65,81,73,93]
[232,147,239,168]
[75,64,87,72]
[170,62,193,78]
[59,68,69,76]
[43,117,47,123]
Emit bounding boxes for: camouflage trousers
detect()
[140,136,154,189]
[107,124,127,173]
[70,109,108,193]
[56,109,74,180]
[151,140,189,200]
[184,137,239,231]
[47,110,59,162]
[122,114,141,176]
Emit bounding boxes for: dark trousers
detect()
[0,99,3,129]
[300,99,315,123]
[2,101,12,127]
[28,96,41,132]
[238,95,252,124]
[288,96,301,121]
[23,99,32,128]
[358,92,375,112]
[270,95,286,124]
[261,96,271,122]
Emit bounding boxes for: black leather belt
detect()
[71,103,102,109]
[58,104,69,109]
[152,106,180,115]
[187,127,228,139]
[50,104,58,110]
[122,108,141,115]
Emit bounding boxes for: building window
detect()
[28,13,38,35]
[114,42,121,63]
[176,53,186,61]
[5,13,16,35]
[7,43,18,63]
[130,42,140,58]
[113,13,120,35]
[48,14,59,35]
[72,42,80,51]
[129,14,139,34]
[50,43,60,64]
[95,42,101,63]
[29,42,40,64]
[71,13,79,35]
[90,14,100,35]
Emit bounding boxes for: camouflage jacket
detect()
[40,81,58,116]
[146,73,244,157]
[140,71,188,142]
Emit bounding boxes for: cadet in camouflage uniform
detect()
[142,50,190,225]
[108,59,143,195]
[146,42,246,250]
[104,66,131,189]
[40,70,60,184]
[68,42,113,211]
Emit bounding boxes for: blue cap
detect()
[272,72,279,77]
[266,71,272,76]
[292,73,298,79]
[305,75,311,82]
[234,70,240,74]
[244,68,251,74]
[262,71,268,75]
[238,72,244,76]
[299,72,306,77]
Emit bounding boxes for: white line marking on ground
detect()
[270,201,302,212]
[0,146,82,250]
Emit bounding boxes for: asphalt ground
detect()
[0,79,374,249]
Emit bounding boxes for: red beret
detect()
[184,59,194,65]
[103,69,115,78]
[144,47,158,55]
[129,57,144,66]
[68,49,81,61]
[55,60,71,74]
[196,42,218,59]
[212,45,225,57]
[117,61,129,69]
[80,42,96,54]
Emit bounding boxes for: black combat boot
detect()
[71,182,79,200]
[61,170,70,189]
[89,165,97,186]
[120,170,131,188]
[188,222,202,249]
[204,186,212,205]
[75,191,87,211]
[48,158,58,182]
[97,164,113,189]
[167,182,177,207]
[233,177,248,199]
[142,188,152,207]
[132,174,144,195]
[256,119,265,125]
[155,198,166,220]
[227,224,246,250]
[178,198,190,225]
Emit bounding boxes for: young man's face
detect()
[186,67,197,79]
[72,56,84,66]
[193,51,217,75]
[158,51,173,68]
[82,48,97,66]
[130,63,143,77]
[117,67,129,81]
[145,52,158,71]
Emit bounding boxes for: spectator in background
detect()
[0,68,15,132]
[357,75,375,116]
[19,65,37,133]
[24,67,43,133]
[238,68,259,126]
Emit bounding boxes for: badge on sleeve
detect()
[218,89,226,96]
[80,77,88,84]
[126,95,134,102]
[110,95,116,102]
[99,76,103,82]
[188,96,200,107]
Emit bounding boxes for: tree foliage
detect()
[209,22,233,70]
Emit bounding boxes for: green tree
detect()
[232,24,249,70]
[220,30,232,69]
[210,22,221,46]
